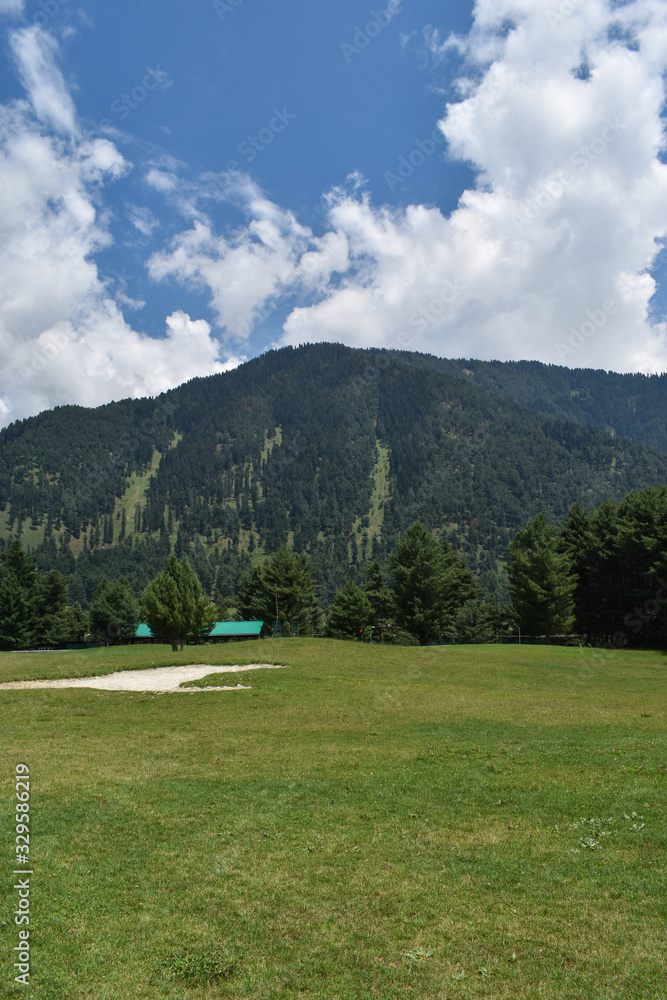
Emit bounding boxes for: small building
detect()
[208,621,264,643]
[131,621,264,644]
[133,624,156,643]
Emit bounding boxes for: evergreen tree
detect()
[507,514,576,639]
[325,580,373,639]
[237,546,320,632]
[388,522,479,645]
[362,561,395,623]
[559,502,595,639]
[0,541,40,651]
[36,569,69,614]
[586,499,623,641]
[450,598,495,644]
[263,546,314,624]
[439,540,482,613]
[42,603,90,647]
[237,566,270,622]
[89,577,139,645]
[485,596,517,638]
[142,556,217,651]
[35,569,70,646]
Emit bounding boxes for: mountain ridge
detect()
[1,343,666,604]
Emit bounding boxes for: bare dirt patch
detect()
[0,663,286,693]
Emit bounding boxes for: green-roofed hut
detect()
[131,621,264,644]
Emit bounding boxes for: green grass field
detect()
[1,640,665,999]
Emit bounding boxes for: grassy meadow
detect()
[0,639,665,999]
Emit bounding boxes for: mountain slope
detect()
[1,343,666,603]
[397,352,667,452]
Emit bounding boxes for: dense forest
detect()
[1,343,666,607]
[2,486,666,650]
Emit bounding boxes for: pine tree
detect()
[507,514,576,640]
[362,561,395,623]
[326,580,373,639]
[35,569,69,646]
[0,541,40,651]
[559,502,595,639]
[262,546,319,630]
[450,599,495,644]
[236,547,321,632]
[388,522,479,645]
[104,515,114,546]
[586,499,623,641]
[89,577,140,645]
[42,603,90,647]
[237,566,269,622]
[142,556,216,651]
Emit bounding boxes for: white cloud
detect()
[3,304,233,422]
[152,0,667,374]
[10,28,77,135]
[148,174,313,340]
[0,30,230,427]
[3,0,667,432]
[0,0,24,15]
[128,204,158,237]
[145,168,177,193]
[281,0,667,373]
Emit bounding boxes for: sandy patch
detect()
[0,663,286,693]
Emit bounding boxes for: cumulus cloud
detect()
[148,173,314,340]
[287,0,667,373]
[152,0,667,374]
[0,28,230,427]
[5,306,231,417]
[3,1,667,430]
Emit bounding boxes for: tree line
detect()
[1,482,665,651]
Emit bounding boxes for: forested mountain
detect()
[1,343,666,606]
[396,353,667,452]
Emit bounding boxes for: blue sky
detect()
[0,0,666,426]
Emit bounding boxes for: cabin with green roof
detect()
[131,621,264,644]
